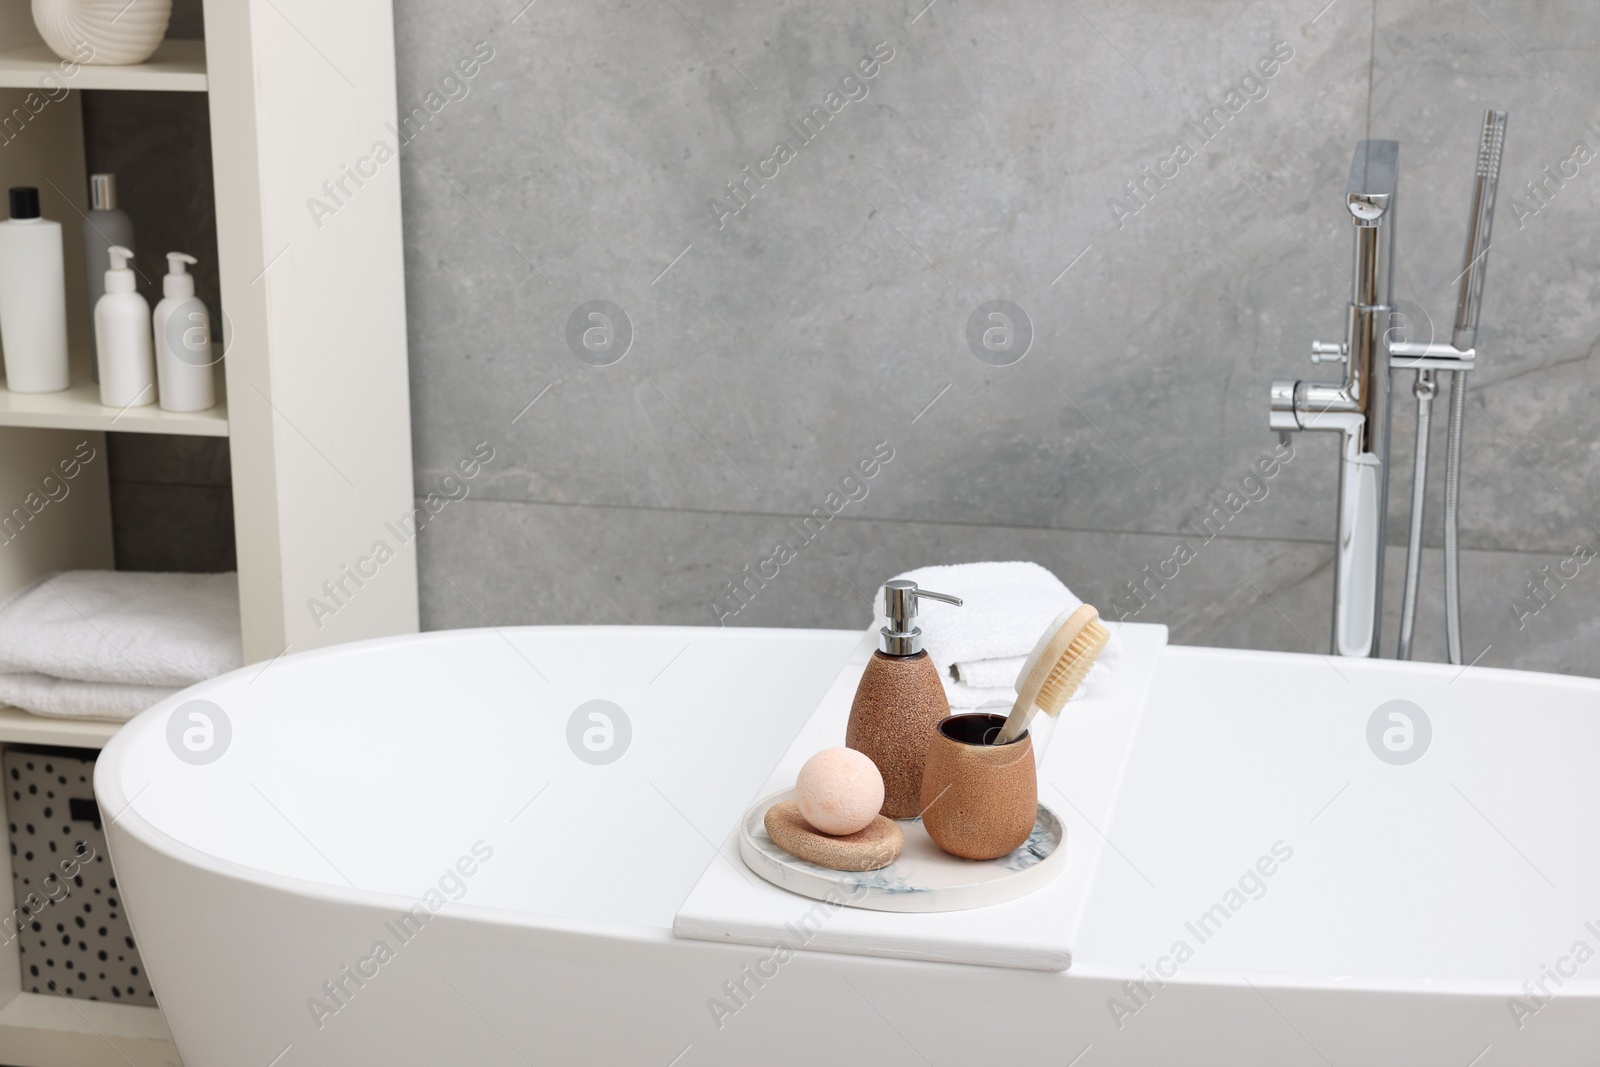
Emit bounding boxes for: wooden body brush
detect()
[992,604,1110,745]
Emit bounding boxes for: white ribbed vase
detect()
[32,0,172,66]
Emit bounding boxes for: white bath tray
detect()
[740,789,1067,912]
[673,621,1169,972]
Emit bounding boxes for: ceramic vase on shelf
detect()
[32,0,172,66]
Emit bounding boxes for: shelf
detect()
[0,705,122,749]
[0,365,227,437]
[0,40,206,93]
[0,991,178,1066]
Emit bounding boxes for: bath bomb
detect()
[795,747,884,835]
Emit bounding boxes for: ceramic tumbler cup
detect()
[919,713,1037,860]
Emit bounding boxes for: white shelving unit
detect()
[0,356,227,436]
[0,706,120,748]
[0,39,206,91]
[0,0,418,1062]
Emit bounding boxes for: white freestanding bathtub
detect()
[96,625,1600,1065]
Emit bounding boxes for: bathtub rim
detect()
[94,624,861,941]
[93,626,1600,1002]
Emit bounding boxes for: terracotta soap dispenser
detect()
[845,579,963,819]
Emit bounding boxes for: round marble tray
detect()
[737,789,1067,913]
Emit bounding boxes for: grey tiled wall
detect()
[393,0,1600,675]
[105,434,234,573]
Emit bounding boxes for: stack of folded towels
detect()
[0,571,242,722]
[877,561,1120,708]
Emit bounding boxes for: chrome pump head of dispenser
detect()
[879,579,963,656]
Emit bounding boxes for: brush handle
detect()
[994,693,1033,745]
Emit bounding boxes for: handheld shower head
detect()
[1452,110,1507,351]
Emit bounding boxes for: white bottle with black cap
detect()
[94,245,156,407]
[0,186,70,393]
[153,252,214,412]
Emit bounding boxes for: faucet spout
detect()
[1270,139,1399,657]
[1345,138,1398,225]
[1326,140,1400,656]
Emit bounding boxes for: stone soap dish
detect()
[738,789,1067,913]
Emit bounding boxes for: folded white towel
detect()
[952,656,1032,690]
[945,681,1019,706]
[0,571,241,688]
[0,672,178,721]
[878,561,1119,708]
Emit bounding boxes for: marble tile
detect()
[416,496,1335,643]
[421,498,1600,677]
[391,0,1600,678]
[1371,0,1600,554]
[1227,542,1600,679]
[401,0,1374,540]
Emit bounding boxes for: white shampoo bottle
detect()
[153,252,214,412]
[0,187,71,393]
[95,245,156,408]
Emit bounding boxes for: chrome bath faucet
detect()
[1270,111,1507,661]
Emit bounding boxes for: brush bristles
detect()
[1034,619,1110,717]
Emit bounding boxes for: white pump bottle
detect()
[94,244,155,408]
[153,252,215,412]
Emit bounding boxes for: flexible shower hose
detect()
[1396,371,1435,660]
[1397,111,1501,665]
[1443,368,1467,664]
